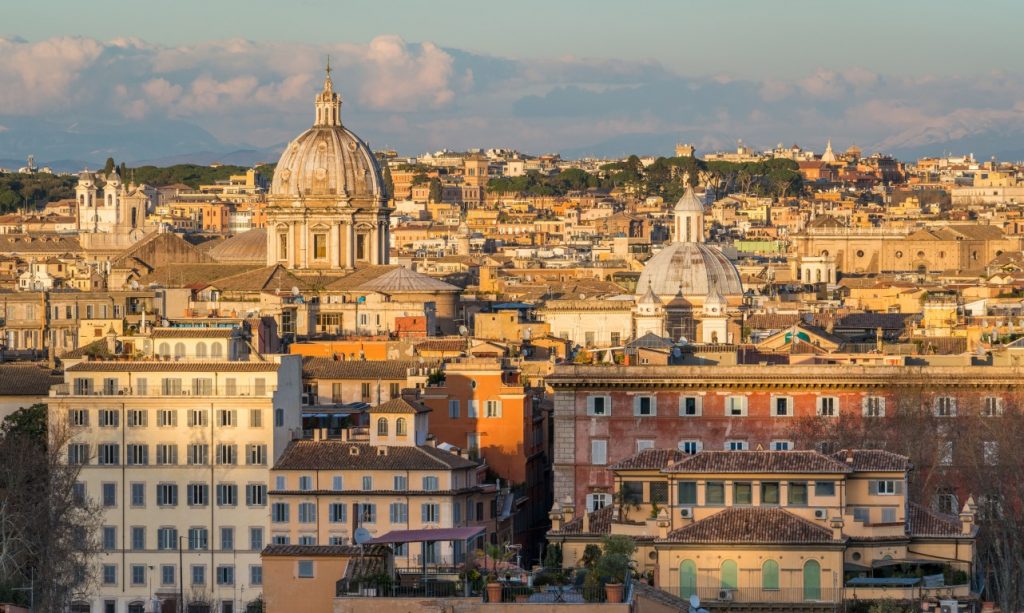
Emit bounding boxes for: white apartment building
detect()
[50,347,302,613]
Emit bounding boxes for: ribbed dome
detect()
[674,185,705,213]
[269,68,386,206]
[636,242,742,299]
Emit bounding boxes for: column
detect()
[299,221,307,269]
[330,224,341,269]
[345,222,354,269]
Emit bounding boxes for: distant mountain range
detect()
[5,112,1024,172]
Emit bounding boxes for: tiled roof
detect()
[150,328,237,339]
[660,507,838,544]
[550,505,639,537]
[273,440,479,471]
[0,363,63,396]
[323,266,400,291]
[355,266,459,293]
[65,361,280,372]
[664,451,852,474]
[908,503,965,538]
[205,264,313,293]
[0,234,82,253]
[370,397,430,414]
[59,339,112,360]
[301,357,418,380]
[261,544,389,557]
[414,339,466,353]
[142,263,261,288]
[835,312,919,330]
[609,448,684,471]
[833,449,910,473]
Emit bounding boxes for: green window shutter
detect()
[762,560,779,590]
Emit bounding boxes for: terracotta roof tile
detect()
[832,449,909,472]
[908,503,965,537]
[65,361,280,372]
[261,544,389,557]
[0,363,63,396]
[660,507,838,544]
[609,448,684,471]
[301,357,419,380]
[664,451,852,474]
[370,397,431,414]
[273,439,479,471]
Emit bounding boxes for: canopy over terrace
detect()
[367,527,486,597]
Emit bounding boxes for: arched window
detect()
[762,560,779,591]
[679,559,697,599]
[377,417,388,436]
[720,559,737,590]
[396,418,408,436]
[210,342,223,358]
[158,342,170,357]
[195,342,207,358]
[803,559,821,600]
[174,342,185,358]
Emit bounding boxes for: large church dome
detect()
[636,242,743,299]
[269,67,387,206]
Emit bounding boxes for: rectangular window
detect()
[126,443,148,465]
[297,560,314,578]
[217,409,237,427]
[649,481,668,504]
[313,233,327,259]
[875,480,898,495]
[587,395,609,416]
[706,481,725,505]
[216,484,238,507]
[761,482,780,505]
[192,378,213,396]
[98,443,120,465]
[863,396,885,417]
[389,382,400,399]
[586,493,611,512]
[853,507,869,523]
[882,507,898,523]
[772,396,793,416]
[131,483,145,507]
[246,484,267,506]
[271,503,290,523]
[131,564,146,586]
[299,476,313,491]
[191,565,206,586]
[158,528,179,550]
[156,444,178,465]
[983,396,1003,417]
[251,565,263,587]
[393,476,406,491]
[102,525,117,550]
[679,396,702,416]
[678,481,697,505]
[362,476,373,491]
[448,399,460,418]
[934,396,957,417]
[788,482,808,506]
[817,396,838,417]
[187,409,208,427]
[102,564,117,585]
[485,399,502,418]
[127,409,147,427]
[250,409,263,428]
[330,503,348,523]
[69,408,88,426]
[68,443,89,465]
[678,440,701,455]
[188,528,209,551]
[468,399,478,418]
[636,439,654,452]
[161,565,175,586]
[247,444,268,465]
[156,484,178,507]
[814,481,836,497]
[216,444,237,465]
[187,484,209,507]
[725,395,747,416]
[187,444,209,465]
[621,481,643,504]
[220,527,234,551]
[726,440,748,451]
[250,527,264,551]
[157,409,177,427]
[102,482,117,507]
[135,378,147,396]
[733,482,752,505]
[591,439,608,465]
[255,378,267,396]
[421,503,440,523]
[771,440,792,451]
[358,503,377,524]
[422,476,439,491]
[131,527,146,551]
[161,378,182,396]
[298,502,316,523]
[99,409,119,427]
[634,395,656,416]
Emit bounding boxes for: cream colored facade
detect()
[268,401,496,569]
[50,353,303,613]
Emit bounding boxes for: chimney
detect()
[960,496,976,536]
[548,501,563,531]
[657,507,670,539]
[582,510,590,534]
[105,327,118,355]
[830,517,844,540]
[561,495,574,527]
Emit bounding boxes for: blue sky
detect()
[3,1,1024,163]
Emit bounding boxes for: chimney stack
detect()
[548,501,563,531]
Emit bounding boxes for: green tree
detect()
[1,403,47,447]
[381,164,394,198]
[102,157,115,175]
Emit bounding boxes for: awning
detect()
[847,577,921,587]
[366,526,485,545]
[871,558,941,568]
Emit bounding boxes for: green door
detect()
[803,560,821,600]
[680,560,697,600]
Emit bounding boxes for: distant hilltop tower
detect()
[675,143,695,158]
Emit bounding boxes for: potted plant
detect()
[596,535,637,603]
[481,543,513,602]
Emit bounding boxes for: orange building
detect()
[261,545,389,613]
[290,339,391,361]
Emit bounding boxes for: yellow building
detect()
[268,397,497,569]
[549,449,976,609]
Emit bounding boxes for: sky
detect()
[4,0,1024,165]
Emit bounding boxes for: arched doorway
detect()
[679,559,697,599]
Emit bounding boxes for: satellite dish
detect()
[291,286,300,296]
[161,319,169,327]
[129,279,139,290]
[672,347,682,358]
[354,527,372,545]
[689,595,700,609]
[458,325,468,336]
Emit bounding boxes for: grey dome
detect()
[636,242,742,299]
[208,228,268,264]
[674,185,705,213]
[270,126,385,204]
